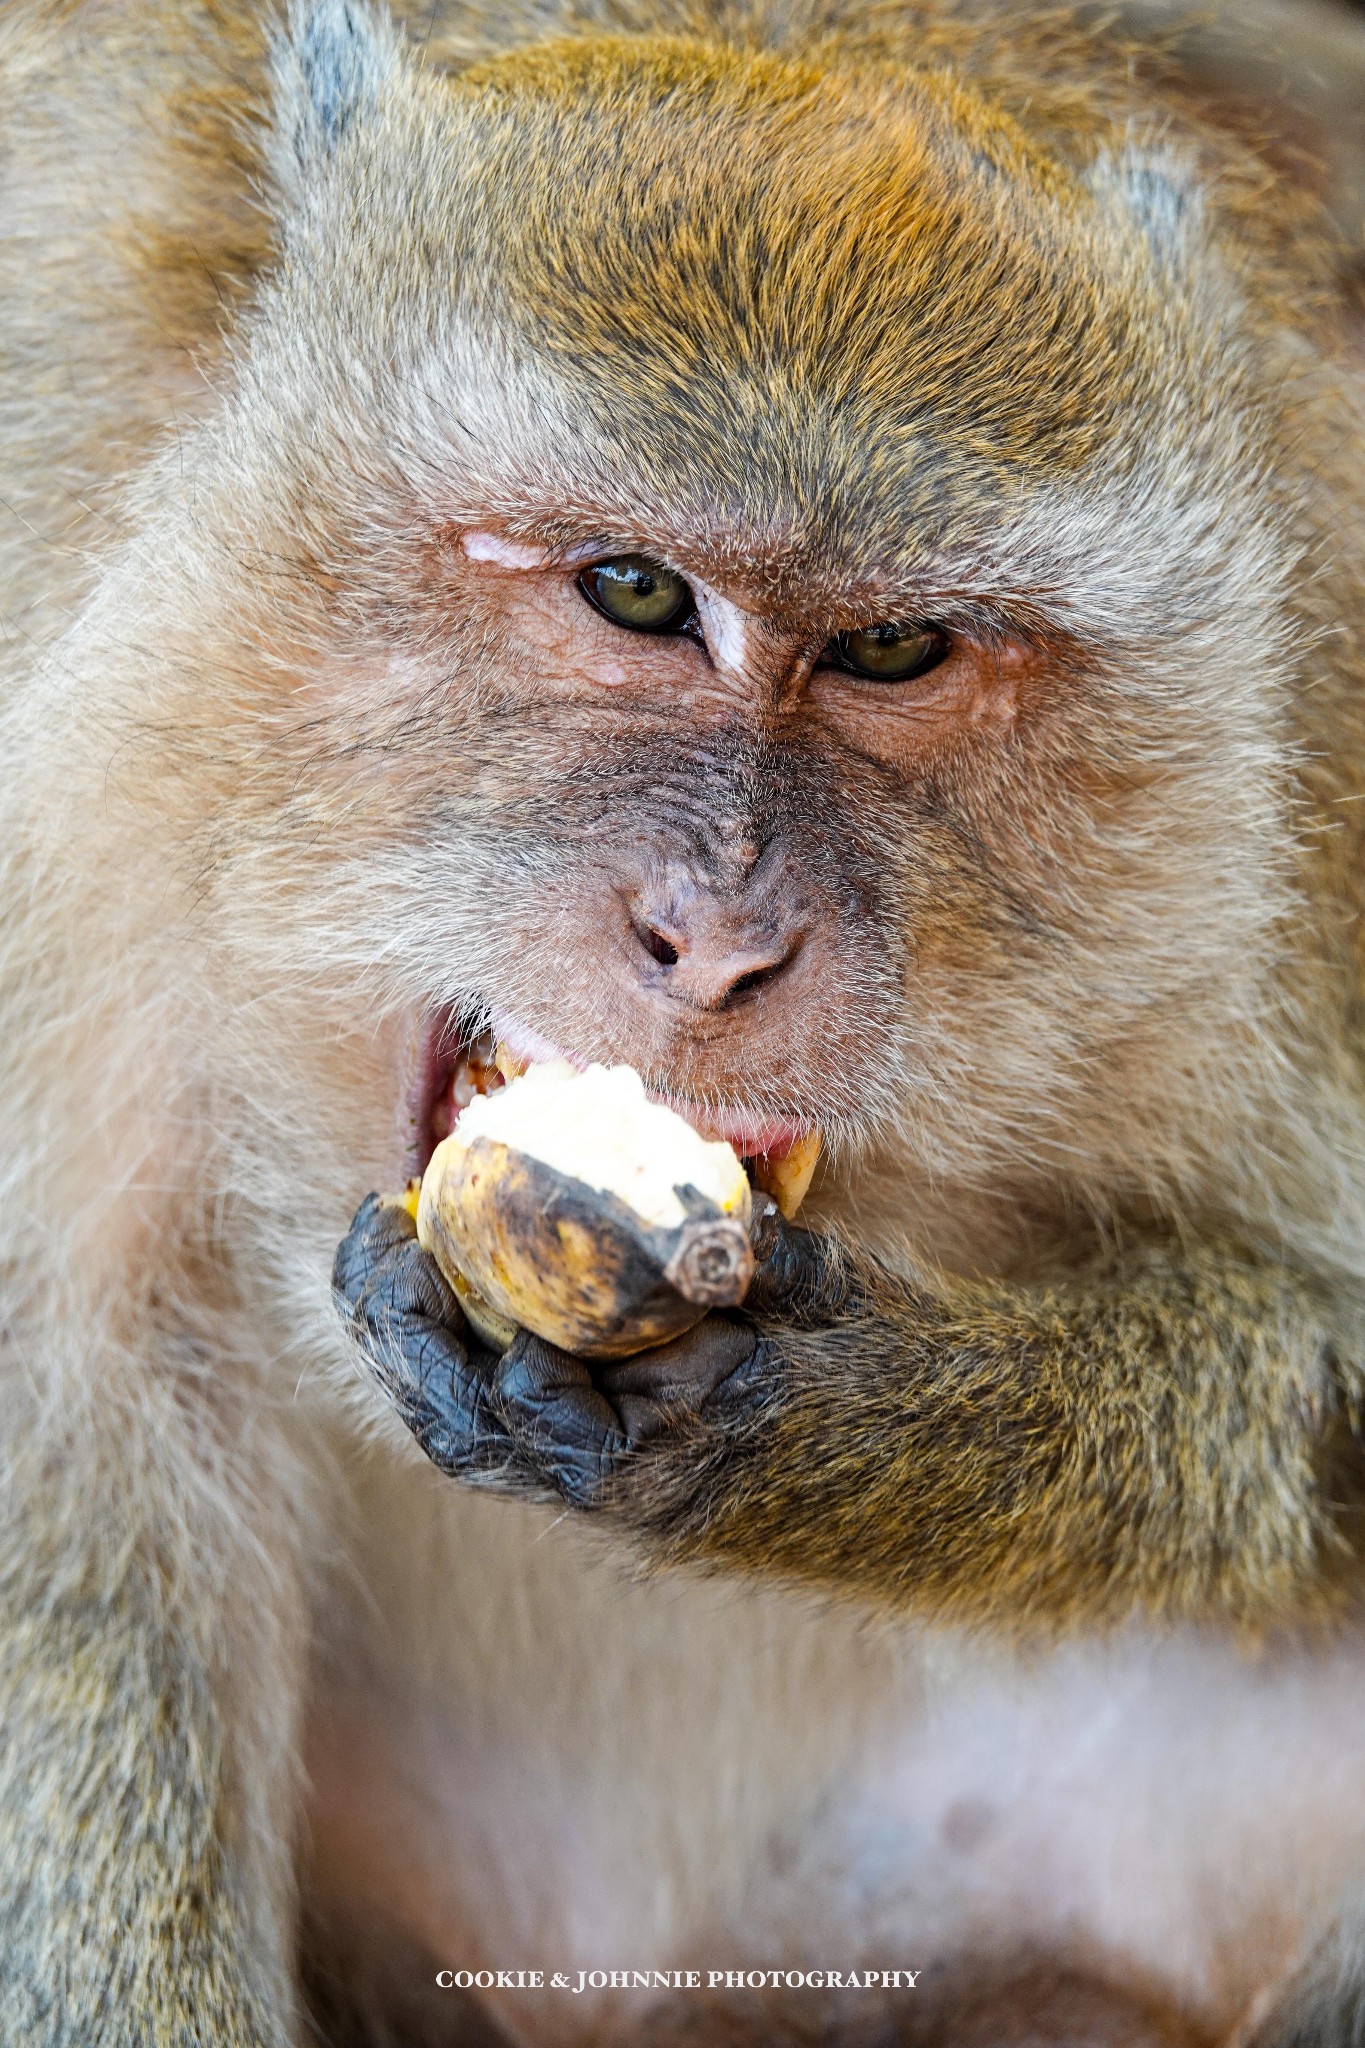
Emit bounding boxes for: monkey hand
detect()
[332,1191,846,1509]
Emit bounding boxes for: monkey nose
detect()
[628,898,800,1011]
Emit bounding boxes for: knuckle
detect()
[702,1334,778,1414]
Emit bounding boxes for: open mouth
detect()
[409,1007,823,1218]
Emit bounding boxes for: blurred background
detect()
[1095,0,1365,305]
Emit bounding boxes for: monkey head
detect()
[80,0,1308,1292]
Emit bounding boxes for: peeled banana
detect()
[414,1061,758,1358]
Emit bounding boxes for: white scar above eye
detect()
[694,586,752,671]
[461,531,545,570]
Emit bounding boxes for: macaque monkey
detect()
[4,0,1365,2043]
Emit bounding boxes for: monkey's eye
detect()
[827,620,950,682]
[578,556,697,634]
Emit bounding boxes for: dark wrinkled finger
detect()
[355,1235,464,1337]
[495,1333,630,1505]
[388,1318,510,1479]
[359,1266,509,1480]
[600,1315,758,1439]
[332,1191,419,1308]
[331,1199,511,1481]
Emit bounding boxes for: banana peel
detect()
[414,1060,757,1358]
[391,1054,824,1359]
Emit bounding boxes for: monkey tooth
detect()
[431,1029,504,1140]
[750,1128,823,1220]
[493,1040,527,1084]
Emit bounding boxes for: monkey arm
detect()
[644,1237,1362,1629]
[0,1359,305,2046]
[337,1195,1362,1629]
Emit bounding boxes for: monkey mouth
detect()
[407,1006,818,1195]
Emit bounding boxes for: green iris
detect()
[832,620,949,682]
[578,556,696,634]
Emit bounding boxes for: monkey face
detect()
[150,16,1303,1248]
[383,526,1044,1175]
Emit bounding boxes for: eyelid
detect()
[461,530,546,569]
[555,539,648,570]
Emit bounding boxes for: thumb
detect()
[743,1200,851,1321]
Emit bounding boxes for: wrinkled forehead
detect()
[418,39,1171,562]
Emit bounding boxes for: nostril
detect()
[638,924,680,968]
[717,939,799,1007]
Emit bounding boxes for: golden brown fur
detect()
[4,1,1365,2044]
